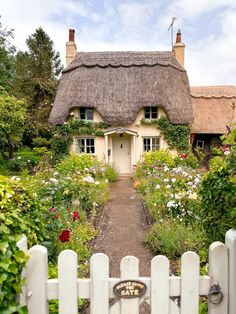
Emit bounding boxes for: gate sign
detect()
[113,280,147,298]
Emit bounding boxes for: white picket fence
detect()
[17,229,236,314]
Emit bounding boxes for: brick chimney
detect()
[173,29,185,67]
[66,29,77,67]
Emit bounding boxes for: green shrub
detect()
[199,129,236,244]
[0,176,45,313]
[174,151,199,169]
[56,153,101,174]
[145,220,205,258]
[144,150,175,167]
[103,165,118,182]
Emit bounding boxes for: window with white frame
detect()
[77,138,95,153]
[79,107,94,120]
[143,137,160,151]
[144,106,158,119]
[196,140,204,150]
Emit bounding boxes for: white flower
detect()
[17,156,21,160]
[166,184,171,189]
[188,182,193,186]
[167,201,176,208]
[164,166,169,172]
[155,184,161,189]
[27,160,31,162]
[53,171,59,176]
[194,177,200,184]
[171,178,176,183]
[82,176,94,183]
[50,178,58,183]
[188,192,197,200]
[163,178,169,183]
[6,193,12,198]
[70,112,74,116]
[224,150,230,155]
[95,181,100,185]
[10,176,20,181]
[105,179,109,183]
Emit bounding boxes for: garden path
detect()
[93,175,153,276]
[83,176,152,313]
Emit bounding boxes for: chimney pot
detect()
[176,29,182,43]
[69,29,75,42]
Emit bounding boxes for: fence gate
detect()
[17,229,236,314]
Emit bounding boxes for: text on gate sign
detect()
[113,280,147,298]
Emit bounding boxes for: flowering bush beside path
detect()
[134,150,206,258]
[0,153,117,313]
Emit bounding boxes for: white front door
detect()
[112,136,131,174]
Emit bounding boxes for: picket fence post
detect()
[90,253,109,314]
[208,241,228,314]
[151,255,169,314]
[26,245,48,314]
[120,256,139,314]
[181,252,200,314]
[58,250,78,314]
[225,229,236,314]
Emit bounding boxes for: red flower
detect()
[49,207,53,212]
[55,215,59,219]
[72,211,80,221]
[59,230,71,243]
[53,209,57,213]
[181,153,188,159]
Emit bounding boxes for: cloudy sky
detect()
[1,0,236,86]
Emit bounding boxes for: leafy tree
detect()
[0,16,16,91]
[0,89,27,159]
[13,27,63,146]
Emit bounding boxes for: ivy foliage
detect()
[141,117,190,151]
[156,117,190,150]
[51,118,109,161]
[0,176,45,313]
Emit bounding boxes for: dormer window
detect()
[80,107,94,120]
[144,106,158,119]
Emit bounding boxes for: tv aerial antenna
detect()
[168,17,177,48]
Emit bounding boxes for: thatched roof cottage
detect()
[50,29,236,172]
[50,30,193,173]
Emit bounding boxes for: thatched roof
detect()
[191,86,236,134]
[49,51,193,125]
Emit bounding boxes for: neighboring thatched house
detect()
[190,86,236,155]
[49,30,193,173]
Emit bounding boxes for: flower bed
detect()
[0,153,117,313]
[134,150,205,258]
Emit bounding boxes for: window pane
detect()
[144,107,151,119]
[151,107,158,119]
[86,138,95,154]
[151,137,160,151]
[78,139,85,153]
[86,108,94,120]
[80,108,86,119]
[143,138,151,151]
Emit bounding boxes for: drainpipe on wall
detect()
[66,29,77,67]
